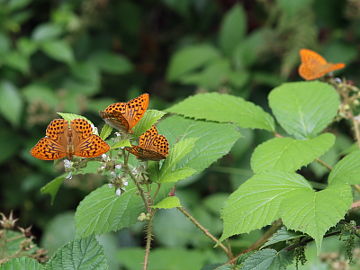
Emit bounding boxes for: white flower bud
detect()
[123,181,129,186]
[115,164,122,170]
[108,183,113,188]
[63,159,72,169]
[115,188,122,196]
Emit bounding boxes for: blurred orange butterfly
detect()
[31,118,110,160]
[125,125,169,161]
[298,49,346,80]
[99,93,149,133]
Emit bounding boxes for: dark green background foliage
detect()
[1,0,360,269]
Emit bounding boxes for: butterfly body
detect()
[100,93,149,133]
[298,49,345,80]
[31,119,110,160]
[125,125,168,161]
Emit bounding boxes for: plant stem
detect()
[228,219,283,264]
[177,207,233,259]
[315,158,333,170]
[143,212,155,270]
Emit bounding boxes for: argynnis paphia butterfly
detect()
[298,49,346,80]
[99,93,149,133]
[125,125,169,161]
[31,118,110,160]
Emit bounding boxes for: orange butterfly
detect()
[298,49,346,80]
[125,125,169,161]
[99,93,149,133]
[31,118,110,160]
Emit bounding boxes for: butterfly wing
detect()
[71,118,110,158]
[299,49,328,80]
[319,62,346,76]
[30,137,67,160]
[124,93,149,130]
[99,109,130,132]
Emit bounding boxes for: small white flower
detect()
[66,172,73,180]
[101,154,109,161]
[334,77,342,84]
[123,181,129,186]
[108,183,113,188]
[131,168,138,174]
[110,171,116,178]
[100,165,106,170]
[115,132,121,137]
[115,188,122,196]
[115,164,122,170]
[63,159,72,169]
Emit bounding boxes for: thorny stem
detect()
[143,212,155,270]
[228,219,283,264]
[122,149,150,212]
[177,207,233,259]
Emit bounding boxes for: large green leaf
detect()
[118,248,207,270]
[2,257,44,270]
[281,184,352,252]
[41,40,74,64]
[166,44,220,81]
[0,81,23,126]
[75,185,144,237]
[241,249,294,270]
[328,150,360,185]
[251,133,335,173]
[157,116,241,175]
[221,171,312,240]
[268,81,340,138]
[166,93,275,131]
[46,235,108,270]
[219,4,246,56]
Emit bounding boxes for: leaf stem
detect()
[315,158,333,171]
[228,219,283,264]
[177,207,233,259]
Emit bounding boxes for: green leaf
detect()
[4,51,29,73]
[46,235,108,270]
[167,44,220,81]
[41,40,74,64]
[328,150,360,185]
[133,109,166,137]
[152,196,181,209]
[32,23,63,41]
[277,0,313,16]
[268,81,340,138]
[157,116,241,174]
[100,124,113,140]
[156,138,198,183]
[2,257,44,270]
[241,249,294,270]
[167,93,275,131]
[118,248,207,270]
[40,174,66,205]
[219,4,246,56]
[90,51,133,74]
[75,185,144,237]
[261,227,304,248]
[17,38,38,56]
[8,0,31,11]
[111,139,131,149]
[281,184,352,252]
[251,133,335,173]
[221,171,312,240]
[0,81,23,126]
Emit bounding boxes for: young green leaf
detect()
[41,40,74,64]
[46,235,108,270]
[40,174,66,205]
[281,184,352,253]
[166,93,275,131]
[157,116,241,175]
[251,133,335,173]
[133,109,166,137]
[241,249,294,270]
[32,23,63,41]
[75,185,144,237]
[328,150,360,185]
[111,139,131,149]
[269,81,340,138]
[4,51,29,74]
[0,81,23,126]
[261,227,304,248]
[152,196,181,209]
[219,4,246,56]
[166,44,220,81]
[2,257,44,270]
[100,124,113,140]
[155,138,197,183]
[221,171,312,240]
